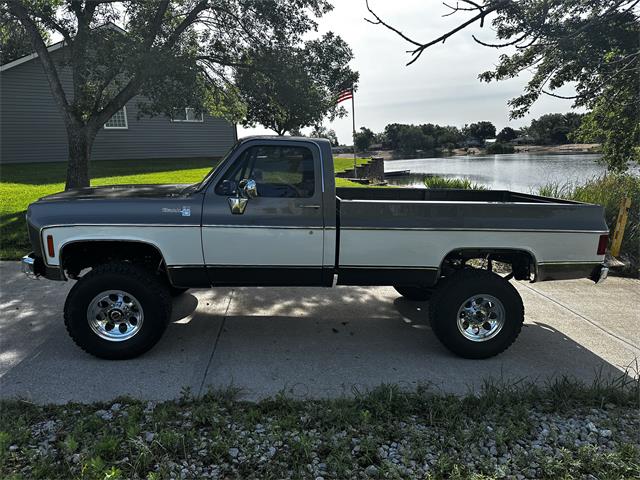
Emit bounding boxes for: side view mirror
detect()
[239,179,258,199]
[220,179,237,196]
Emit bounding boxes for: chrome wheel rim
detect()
[456,294,505,342]
[87,290,144,342]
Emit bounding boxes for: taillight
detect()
[46,235,55,258]
[597,234,608,255]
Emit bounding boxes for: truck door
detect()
[201,140,325,285]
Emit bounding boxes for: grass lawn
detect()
[0,157,370,260]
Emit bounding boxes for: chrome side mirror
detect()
[228,179,258,214]
[239,179,258,199]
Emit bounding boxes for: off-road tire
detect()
[394,285,434,301]
[64,262,172,359]
[428,269,524,359]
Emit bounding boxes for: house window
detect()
[172,107,204,122]
[104,107,128,129]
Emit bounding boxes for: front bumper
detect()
[21,253,38,278]
[21,252,65,281]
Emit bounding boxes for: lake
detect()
[383,153,636,192]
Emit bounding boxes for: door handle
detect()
[297,204,321,209]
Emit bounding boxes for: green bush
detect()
[486,142,515,154]
[539,174,639,276]
[423,175,486,190]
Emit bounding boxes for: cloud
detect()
[239,1,578,144]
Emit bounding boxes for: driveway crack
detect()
[197,289,234,397]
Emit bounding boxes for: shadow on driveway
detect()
[1,272,634,404]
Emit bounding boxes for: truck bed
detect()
[335,187,608,283]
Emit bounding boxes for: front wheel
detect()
[428,270,524,359]
[64,262,172,359]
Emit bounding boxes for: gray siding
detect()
[0,51,236,164]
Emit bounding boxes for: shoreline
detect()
[362,143,601,159]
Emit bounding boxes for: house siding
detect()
[0,50,236,164]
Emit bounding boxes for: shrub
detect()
[486,142,515,154]
[539,174,639,276]
[423,175,486,190]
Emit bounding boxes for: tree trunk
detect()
[65,126,95,190]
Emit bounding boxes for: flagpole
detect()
[351,90,357,179]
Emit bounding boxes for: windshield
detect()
[180,141,239,195]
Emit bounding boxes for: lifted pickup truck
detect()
[23,136,609,360]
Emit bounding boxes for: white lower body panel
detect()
[339,229,604,268]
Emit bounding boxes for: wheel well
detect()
[61,240,166,279]
[440,248,536,281]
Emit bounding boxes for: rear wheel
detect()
[393,285,434,301]
[64,262,171,359]
[428,269,524,359]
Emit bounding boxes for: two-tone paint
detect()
[24,136,609,288]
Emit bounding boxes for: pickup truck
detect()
[22,136,609,360]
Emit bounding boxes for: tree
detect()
[310,124,339,146]
[235,32,357,136]
[4,0,333,189]
[365,0,640,170]
[496,127,517,143]
[464,121,496,142]
[353,126,375,151]
[0,8,48,64]
[527,113,584,145]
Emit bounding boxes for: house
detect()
[0,37,236,165]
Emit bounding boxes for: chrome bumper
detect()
[21,253,39,279]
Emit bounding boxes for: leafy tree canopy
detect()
[310,124,339,146]
[354,126,375,151]
[0,8,48,63]
[366,0,640,170]
[464,121,496,141]
[235,32,358,135]
[2,0,335,188]
[496,126,518,143]
[527,113,583,145]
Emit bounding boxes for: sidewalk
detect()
[1,261,638,404]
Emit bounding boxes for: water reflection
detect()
[384,153,637,192]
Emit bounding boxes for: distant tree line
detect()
[353,113,591,153]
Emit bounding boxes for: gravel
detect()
[2,387,639,479]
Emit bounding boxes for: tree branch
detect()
[364,0,422,47]
[6,0,72,120]
[365,0,511,65]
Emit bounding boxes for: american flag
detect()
[336,88,353,104]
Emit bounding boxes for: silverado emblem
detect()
[161,206,191,217]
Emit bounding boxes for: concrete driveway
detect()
[1,261,638,404]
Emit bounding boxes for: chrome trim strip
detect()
[204,265,321,269]
[202,224,324,229]
[340,199,587,207]
[41,224,199,230]
[341,227,609,234]
[538,261,602,266]
[340,265,439,270]
[39,224,607,234]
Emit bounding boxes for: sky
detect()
[239,0,579,144]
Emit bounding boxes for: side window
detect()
[215,145,316,198]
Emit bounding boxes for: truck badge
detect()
[161,206,191,216]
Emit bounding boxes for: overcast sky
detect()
[240,0,579,144]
